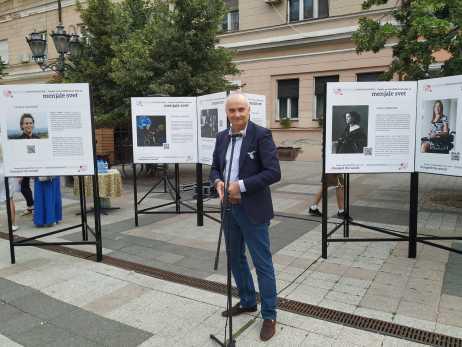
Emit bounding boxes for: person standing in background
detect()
[19,177,34,216]
[34,176,62,227]
[308,174,345,218]
[0,166,19,231]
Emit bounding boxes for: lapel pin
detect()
[248,151,256,160]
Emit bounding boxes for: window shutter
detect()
[314,75,338,94]
[278,79,299,98]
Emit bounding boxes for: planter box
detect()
[277,147,301,161]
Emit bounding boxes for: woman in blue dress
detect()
[34,176,62,227]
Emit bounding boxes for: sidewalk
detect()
[0,238,431,347]
[1,157,462,345]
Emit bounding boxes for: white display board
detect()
[131,97,198,164]
[132,93,267,165]
[415,76,462,176]
[244,93,267,128]
[197,92,227,165]
[325,82,417,173]
[0,83,95,177]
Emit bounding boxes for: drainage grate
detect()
[278,298,461,346]
[2,232,461,347]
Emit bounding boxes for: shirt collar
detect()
[228,123,248,137]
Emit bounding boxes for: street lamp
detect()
[25,0,80,75]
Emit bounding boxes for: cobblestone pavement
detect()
[1,157,462,346]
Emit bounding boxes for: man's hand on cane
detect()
[228,181,241,204]
[215,180,241,204]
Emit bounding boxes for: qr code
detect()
[27,145,36,154]
[363,147,372,156]
[163,143,170,150]
[451,152,460,161]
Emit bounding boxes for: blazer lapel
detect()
[220,133,230,174]
[239,121,254,172]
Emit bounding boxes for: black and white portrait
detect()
[200,109,219,138]
[332,105,368,154]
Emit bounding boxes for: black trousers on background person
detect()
[21,177,34,208]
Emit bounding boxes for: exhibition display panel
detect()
[197,92,228,166]
[131,97,198,164]
[0,83,102,263]
[415,75,462,176]
[1,84,95,177]
[322,77,462,258]
[130,93,267,227]
[325,82,417,173]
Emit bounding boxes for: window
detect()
[288,0,329,22]
[222,10,239,32]
[0,40,9,64]
[357,71,383,82]
[314,75,338,119]
[278,79,299,119]
[223,0,239,32]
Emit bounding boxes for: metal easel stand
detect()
[412,173,462,255]
[319,99,408,258]
[322,171,416,259]
[6,174,102,264]
[133,163,196,227]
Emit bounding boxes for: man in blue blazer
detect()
[210,93,281,341]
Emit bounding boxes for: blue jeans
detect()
[224,204,277,320]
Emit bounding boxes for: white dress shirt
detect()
[224,127,247,193]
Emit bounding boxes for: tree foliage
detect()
[111,0,238,97]
[352,0,462,80]
[65,0,122,125]
[65,0,238,126]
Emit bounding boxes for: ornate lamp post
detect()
[26,0,81,75]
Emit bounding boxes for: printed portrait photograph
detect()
[200,108,219,138]
[136,115,167,147]
[331,105,369,154]
[420,99,457,154]
[7,112,49,140]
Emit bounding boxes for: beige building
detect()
[1,0,395,132]
[219,0,395,130]
[0,0,82,84]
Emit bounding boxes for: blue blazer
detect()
[210,121,281,224]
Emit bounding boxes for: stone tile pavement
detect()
[1,160,462,345]
[1,238,426,347]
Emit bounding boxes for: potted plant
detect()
[279,117,291,129]
[277,146,301,161]
[316,117,323,128]
[276,118,301,160]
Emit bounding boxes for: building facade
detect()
[1,0,396,131]
[0,0,82,84]
[219,0,395,129]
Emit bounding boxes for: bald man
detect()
[210,93,281,341]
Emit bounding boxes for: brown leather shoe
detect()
[260,319,276,341]
[221,302,257,317]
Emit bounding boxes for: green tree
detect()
[66,0,237,126]
[111,0,238,97]
[353,0,462,80]
[65,0,122,125]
